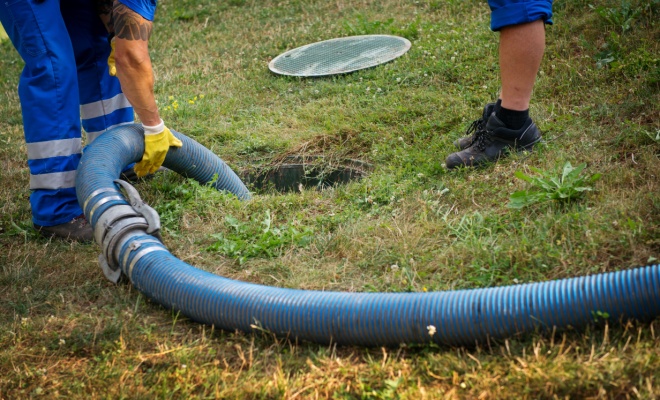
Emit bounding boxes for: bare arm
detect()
[111,2,161,126]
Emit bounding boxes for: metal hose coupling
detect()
[93,179,162,283]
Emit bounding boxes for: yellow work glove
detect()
[134,121,183,177]
[108,36,116,76]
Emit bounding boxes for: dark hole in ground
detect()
[240,155,372,193]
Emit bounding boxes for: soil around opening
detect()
[241,155,372,193]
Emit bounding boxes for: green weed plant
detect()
[589,0,642,33]
[207,210,314,264]
[508,162,601,208]
[647,128,660,144]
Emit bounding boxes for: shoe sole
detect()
[33,228,93,242]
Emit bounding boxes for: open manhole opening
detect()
[241,155,372,193]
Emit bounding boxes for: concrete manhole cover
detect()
[269,35,411,77]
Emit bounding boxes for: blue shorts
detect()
[488,0,554,31]
[118,0,157,21]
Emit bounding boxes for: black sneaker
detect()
[445,113,542,169]
[453,102,497,150]
[34,214,93,242]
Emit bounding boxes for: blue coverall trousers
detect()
[0,0,134,226]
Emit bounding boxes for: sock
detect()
[495,103,529,130]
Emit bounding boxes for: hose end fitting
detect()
[92,180,162,283]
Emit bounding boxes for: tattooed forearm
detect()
[113,3,152,41]
[96,0,115,33]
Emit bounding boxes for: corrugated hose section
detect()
[77,124,660,347]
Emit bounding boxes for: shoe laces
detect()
[464,116,489,148]
[473,127,494,151]
[464,118,480,137]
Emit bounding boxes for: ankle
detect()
[495,103,529,130]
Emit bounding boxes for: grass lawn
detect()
[1,0,659,398]
[0,23,8,42]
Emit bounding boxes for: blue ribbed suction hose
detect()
[77,125,660,346]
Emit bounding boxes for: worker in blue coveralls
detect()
[0,0,133,241]
[444,0,553,169]
[0,0,179,241]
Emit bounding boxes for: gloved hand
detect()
[134,121,183,177]
[108,36,117,76]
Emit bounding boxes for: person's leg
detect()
[491,19,546,133]
[0,0,85,229]
[446,0,553,169]
[61,0,134,145]
[498,19,546,112]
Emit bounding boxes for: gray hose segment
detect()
[77,124,660,346]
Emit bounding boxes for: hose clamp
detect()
[102,216,150,269]
[83,187,119,215]
[94,180,163,283]
[114,179,162,239]
[93,204,140,245]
